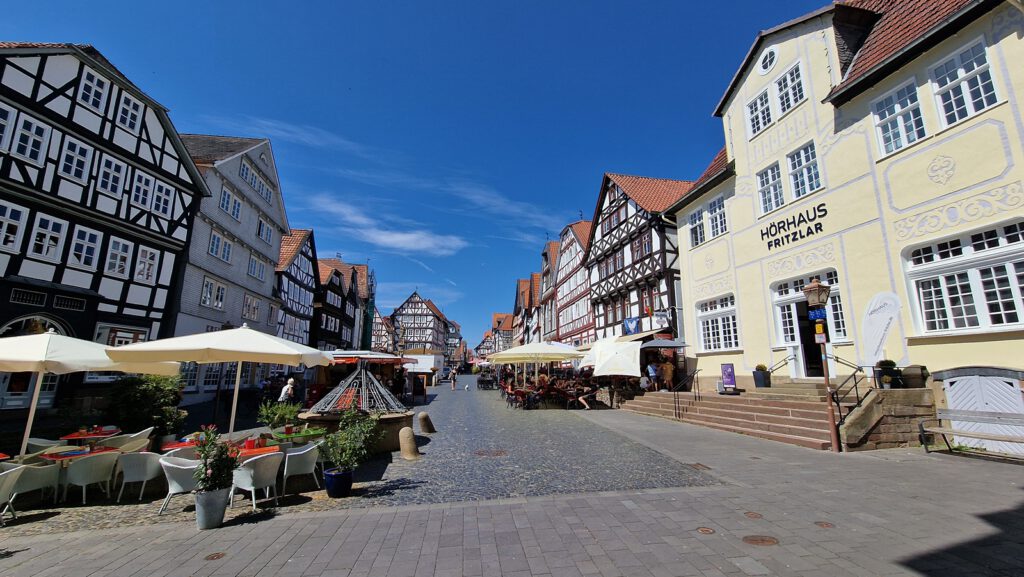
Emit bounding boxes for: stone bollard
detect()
[417,412,436,434]
[399,426,420,460]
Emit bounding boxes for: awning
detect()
[617,328,671,342]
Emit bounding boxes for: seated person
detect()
[577,379,598,410]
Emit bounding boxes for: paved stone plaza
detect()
[1,377,1022,576]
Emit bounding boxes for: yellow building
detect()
[669,1,1024,389]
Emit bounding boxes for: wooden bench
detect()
[919,409,1024,454]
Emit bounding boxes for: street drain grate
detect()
[205,553,226,561]
[815,521,834,528]
[742,536,779,546]
[473,449,507,457]
[696,527,716,534]
[689,463,711,470]
[744,512,763,519]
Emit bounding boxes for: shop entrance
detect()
[795,301,824,377]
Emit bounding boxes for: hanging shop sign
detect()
[653,310,670,326]
[623,317,641,335]
[761,203,828,251]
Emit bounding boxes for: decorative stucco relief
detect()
[817,118,866,155]
[693,274,733,299]
[927,155,956,185]
[893,180,1024,241]
[765,243,835,280]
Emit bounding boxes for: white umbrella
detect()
[593,341,642,377]
[489,342,584,383]
[107,323,331,433]
[0,329,180,457]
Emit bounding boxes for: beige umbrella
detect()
[0,329,180,457]
[489,342,584,383]
[107,323,332,433]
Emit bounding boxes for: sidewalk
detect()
[0,397,1021,576]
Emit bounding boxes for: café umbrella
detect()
[0,329,181,457]
[106,323,331,434]
[488,342,584,382]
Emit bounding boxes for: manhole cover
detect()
[742,536,779,546]
[744,512,763,519]
[473,449,507,457]
[815,521,834,528]
[696,527,716,534]
[689,463,711,470]
[205,553,226,561]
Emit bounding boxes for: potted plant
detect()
[880,375,893,390]
[192,425,239,530]
[157,406,188,447]
[257,401,302,433]
[752,364,771,388]
[874,359,903,388]
[320,410,380,498]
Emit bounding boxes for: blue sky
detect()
[5,0,825,346]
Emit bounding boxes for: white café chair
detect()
[63,452,120,505]
[97,434,132,448]
[163,446,198,460]
[224,427,270,443]
[127,426,155,441]
[282,443,320,495]
[158,456,199,515]
[0,466,25,526]
[118,438,151,453]
[26,437,61,453]
[1,461,59,505]
[117,452,163,502]
[231,452,284,511]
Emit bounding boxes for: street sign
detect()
[808,308,828,320]
[815,333,827,344]
[814,323,824,334]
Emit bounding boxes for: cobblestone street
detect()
[1,377,1023,576]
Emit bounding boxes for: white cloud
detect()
[376,282,463,311]
[406,257,435,273]
[201,115,380,160]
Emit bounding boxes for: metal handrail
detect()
[826,354,870,426]
[767,356,795,375]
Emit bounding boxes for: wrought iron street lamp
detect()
[803,277,840,452]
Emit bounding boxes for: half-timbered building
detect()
[371,307,395,353]
[540,241,560,342]
[176,134,288,402]
[276,229,317,357]
[511,278,531,346]
[586,174,692,340]
[390,291,446,370]
[0,43,208,409]
[313,262,345,352]
[445,320,462,368]
[317,258,365,351]
[491,313,514,352]
[555,220,595,348]
[474,331,495,358]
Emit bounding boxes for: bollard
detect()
[399,426,420,460]
[417,412,436,434]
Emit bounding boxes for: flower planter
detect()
[195,488,231,530]
[324,468,354,498]
[752,370,771,388]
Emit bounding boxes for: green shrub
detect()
[320,410,380,471]
[104,374,187,436]
[192,425,238,492]
[257,400,302,429]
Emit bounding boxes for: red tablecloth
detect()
[39,446,119,462]
[0,453,9,461]
[60,428,121,441]
[161,440,197,451]
[235,445,279,460]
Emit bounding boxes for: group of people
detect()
[499,373,601,410]
[641,356,676,392]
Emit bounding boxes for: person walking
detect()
[278,377,295,403]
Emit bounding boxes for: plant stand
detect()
[752,370,771,388]
[195,488,231,530]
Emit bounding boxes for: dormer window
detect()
[78,68,108,112]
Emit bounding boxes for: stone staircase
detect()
[619,391,838,450]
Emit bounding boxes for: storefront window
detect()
[697,294,739,351]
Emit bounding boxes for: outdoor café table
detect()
[271,427,326,443]
[60,428,121,445]
[160,439,197,452]
[39,445,119,468]
[233,445,279,461]
[0,453,9,461]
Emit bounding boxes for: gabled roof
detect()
[318,259,371,300]
[530,273,541,306]
[277,229,312,272]
[542,241,560,272]
[492,313,513,332]
[665,147,735,214]
[568,220,593,251]
[605,173,695,213]
[317,262,340,285]
[180,134,264,165]
[424,299,447,322]
[515,278,531,310]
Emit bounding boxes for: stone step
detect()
[620,405,830,450]
[641,392,834,413]
[676,411,834,441]
[622,397,835,422]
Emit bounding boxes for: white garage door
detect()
[944,375,1024,455]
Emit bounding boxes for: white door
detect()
[944,375,1024,455]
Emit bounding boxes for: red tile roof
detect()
[666,147,733,213]
[317,262,339,285]
[180,134,263,165]
[543,241,560,272]
[277,229,312,272]
[530,273,541,306]
[492,313,514,332]
[568,220,593,250]
[424,299,447,321]
[606,174,695,213]
[828,0,988,104]
[317,259,371,299]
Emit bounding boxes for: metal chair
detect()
[63,452,120,505]
[117,452,163,502]
[157,456,199,515]
[0,466,25,527]
[282,443,320,494]
[231,452,284,511]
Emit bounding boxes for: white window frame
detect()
[11,114,50,165]
[257,218,273,244]
[688,208,705,248]
[69,225,102,271]
[152,181,173,217]
[105,237,133,278]
[747,90,772,137]
[708,196,727,238]
[0,199,28,254]
[696,294,740,352]
[201,277,227,310]
[242,294,262,321]
[131,171,153,209]
[247,253,267,281]
[58,137,93,183]
[775,63,805,115]
[0,102,15,152]
[930,37,1000,129]
[787,142,822,199]
[96,155,127,197]
[28,214,68,262]
[872,80,927,156]
[906,221,1024,335]
[209,231,232,263]
[134,246,159,285]
[78,67,108,113]
[757,163,784,214]
[116,93,142,134]
[772,270,848,345]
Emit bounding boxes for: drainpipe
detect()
[657,212,686,343]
